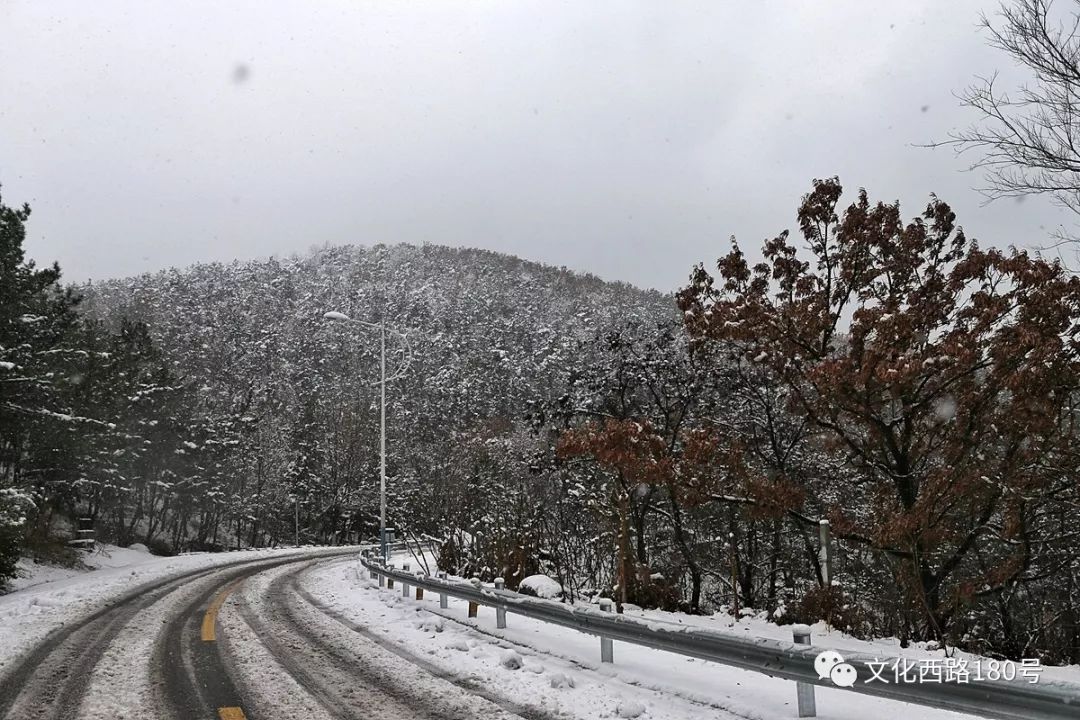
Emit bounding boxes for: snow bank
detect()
[416,616,444,633]
[299,558,1080,720]
[549,672,575,689]
[7,543,167,592]
[304,560,715,720]
[518,574,563,599]
[499,649,523,670]
[616,604,1080,687]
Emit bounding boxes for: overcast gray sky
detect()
[0,0,1070,291]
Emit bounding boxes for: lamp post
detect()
[323,310,410,563]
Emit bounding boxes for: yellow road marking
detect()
[201,578,244,642]
[218,707,246,720]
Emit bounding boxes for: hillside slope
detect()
[80,243,674,547]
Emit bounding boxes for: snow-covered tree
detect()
[0,186,83,574]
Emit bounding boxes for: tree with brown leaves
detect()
[679,177,1080,643]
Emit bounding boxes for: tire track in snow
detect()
[153,550,356,720]
[0,563,228,720]
[304,560,756,720]
[287,565,566,720]
[232,558,566,720]
[0,549,355,720]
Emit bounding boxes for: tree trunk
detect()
[615,492,631,612]
[665,481,703,613]
[767,521,781,608]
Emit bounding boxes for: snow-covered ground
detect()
[376,547,1080,686]
[303,559,722,720]
[6,543,164,592]
[614,602,1080,688]
[0,543,354,675]
[3,543,1076,719]
[223,559,538,720]
[298,553,1080,720]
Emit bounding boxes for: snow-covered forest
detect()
[3,178,1080,666]
[75,241,672,556]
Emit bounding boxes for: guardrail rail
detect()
[359,554,1078,720]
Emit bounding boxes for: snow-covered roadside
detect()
[0,544,356,675]
[613,602,1080,688]
[380,549,1079,690]
[6,543,165,592]
[304,560,756,720]
[302,559,1043,720]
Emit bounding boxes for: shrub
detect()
[0,522,20,585]
[0,490,34,586]
[144,537,175,557]
[784,585,867,635]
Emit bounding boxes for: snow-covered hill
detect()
[74,244,674,551]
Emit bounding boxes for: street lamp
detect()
[323,310,411,563]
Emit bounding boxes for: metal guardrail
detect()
[359,555,1078,720]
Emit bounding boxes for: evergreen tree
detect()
[0,187,81,578]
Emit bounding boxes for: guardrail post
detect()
[416,574,425,600]
[599,599,614,663]
[468,577,481,617]
[494,578,507,628]
[402,564,411,597]
[387,564,394,590]
[438,572,448,608]
[793,627,816,717]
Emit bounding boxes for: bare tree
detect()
[945,0,1080,241]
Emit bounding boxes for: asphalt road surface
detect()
[0,551,555,720]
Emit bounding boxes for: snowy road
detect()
[225,558,561,720]
[0,551,356,719]
[0,551,575,720]
[1,549,1025,720]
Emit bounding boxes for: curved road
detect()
[0,551,552,720]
